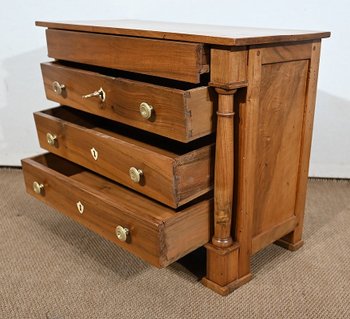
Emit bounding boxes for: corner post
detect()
[201,47,251,295]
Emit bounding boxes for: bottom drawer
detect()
[22,153,212,267]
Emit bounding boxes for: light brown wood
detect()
[45,29,209,83]
[235,47,262,279]
[186,87,217,139]
[202,48,248,293]
[34,106,214,208]
[22,153,212,268]
[36,20,330,46]
[202,270,252,296]
[279,40,322,248]
[260,41,313,64]
[25,21,329,295]
[41,62,215,142]
[210,47,248,88]
[274,237,304,251]
[204,243,239,286]
[211,89,235,248]
[173,146,215,205]
[251,216,297,254]
[253,60,309,236]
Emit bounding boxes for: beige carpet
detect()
[0,168,349,319]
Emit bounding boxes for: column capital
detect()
[214,87,238,95]
[210,81,248,92]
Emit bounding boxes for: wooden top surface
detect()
[36,20,330,46]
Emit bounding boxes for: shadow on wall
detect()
[310,90,350,178]
[0,47,55,165]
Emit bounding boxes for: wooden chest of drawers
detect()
[22,20,330,295]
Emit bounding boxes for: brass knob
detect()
[52,81,65,95]
[139,102,153,119]
[33,181,44,195]
[115,225,129,242]
[82,87,106,102]
[129,167,143,183]
[46,132,57,146]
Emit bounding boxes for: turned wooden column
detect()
[201,46,251,296]
[212,88,237,248]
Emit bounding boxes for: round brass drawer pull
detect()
[129,167,143,183]
[82,87,106,102]
[33,181,44,195]
[46,132,57,146]
[139,102,153,119]
[115,225,129,242]
[52,81,65,95]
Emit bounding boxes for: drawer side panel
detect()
[252,60,309,236]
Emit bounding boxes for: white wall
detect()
[0,0,349,177]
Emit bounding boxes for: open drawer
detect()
[34,106,214,208]
[44,29,209,83]
[41,62,215,142]
[22,153,212,268]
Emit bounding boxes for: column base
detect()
[275,238,304,251]
[202,242,252,296]
[201,273,252,296]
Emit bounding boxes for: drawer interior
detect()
[56,61,210,90]
[34,151,83,176]
[41,106,215,156]
[27,153,175,219]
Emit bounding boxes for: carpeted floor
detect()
[0,168,349,319]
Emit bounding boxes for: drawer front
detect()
[41,62,215,142]
[45,29,209,83]
[22,153,212,268]
[34,107,214,208]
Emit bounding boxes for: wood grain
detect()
[234,48,262,278]
[36,20,330,46]
[252,216,297,254]
[45,29,209,83]
[22,153,212,268]
[202,48,243,292]
[186,87,217,139]
[260,41,312,64]
[279,40,322,248]
[212,90,235,248]
[34,107,214,208]
[210,47,248,88]
[253,60,308,236]
[26,20,330,295]
[41,62,215,142]
[205,243,239,287]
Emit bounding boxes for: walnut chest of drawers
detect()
[22,20,330,295]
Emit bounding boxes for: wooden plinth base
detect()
[275,238,304,251]
[201,273,252,296]
[202,242,252,296]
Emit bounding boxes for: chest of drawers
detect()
[22,20,330,295]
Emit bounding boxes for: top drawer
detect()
[45,29,209,83]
